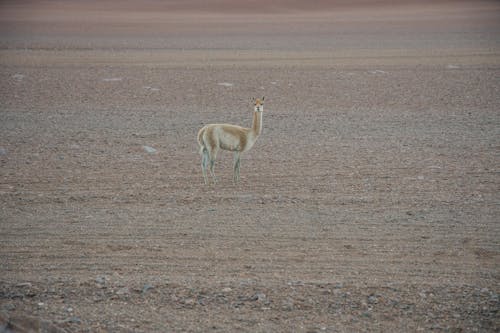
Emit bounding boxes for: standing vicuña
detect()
[197,97,265,184]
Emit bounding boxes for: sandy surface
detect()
[1,1,499,332]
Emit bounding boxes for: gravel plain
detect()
[1,1,499,332]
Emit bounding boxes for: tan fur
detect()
[197,98,264,184]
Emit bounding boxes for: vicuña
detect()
[197,97,265,184]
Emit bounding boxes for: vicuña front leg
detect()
[208,148,218,184]
[233,152,241,183]
[209,159,218,184]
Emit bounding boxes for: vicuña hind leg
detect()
[201,148,209,185]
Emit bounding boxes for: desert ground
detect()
[0,1,499,332]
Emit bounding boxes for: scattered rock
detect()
[60,316,82,324]
[197,295,208,306]
[362,311,372,318]
[367,294,379,304]
[1,314,67,333]
[239,279,257,286]
[0,148,6,156]
[143,145,157,154]
[306,327,327,333]
[287,280,304,286]
[183,298,196,306]
[282,299,294,311]
[102,77,122,82]
[218,82,233,87]
[238,194,254,203]
[221,287,232,293]
[95,276,106,284]
[15,282,32,288]
[251,293,267,302]
[95,276,107,287]
[12,74,25,80]
[8,293,24,299]
[116,287,130,295]
[142,284,154,295]
[3,303,15,311]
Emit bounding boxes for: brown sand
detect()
[1,1,499,332]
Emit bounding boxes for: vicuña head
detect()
[254,97,264,112]
[197,97,265,185]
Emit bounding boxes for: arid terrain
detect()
[1,1,499,332]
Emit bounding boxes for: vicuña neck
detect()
[251,111,262,136]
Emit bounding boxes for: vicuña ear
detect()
[262,96,265,101]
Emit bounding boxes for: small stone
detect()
[62,317,82,324]
[102,77,122,82]
[221,287,232,293]
[116,287,129,295]
[282,299,294,311]
[143,86,160,91]
[287,280,304,286]
[15,282,32,288]
[184,298,196,306]
[239,279,257,286]
[95,276,107,285]
[3,303,15,311]
[143,145,157,154]
[142,283,154,294]
[368,295,378,304]
[0,148,6,156]
[252,293,266,302]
